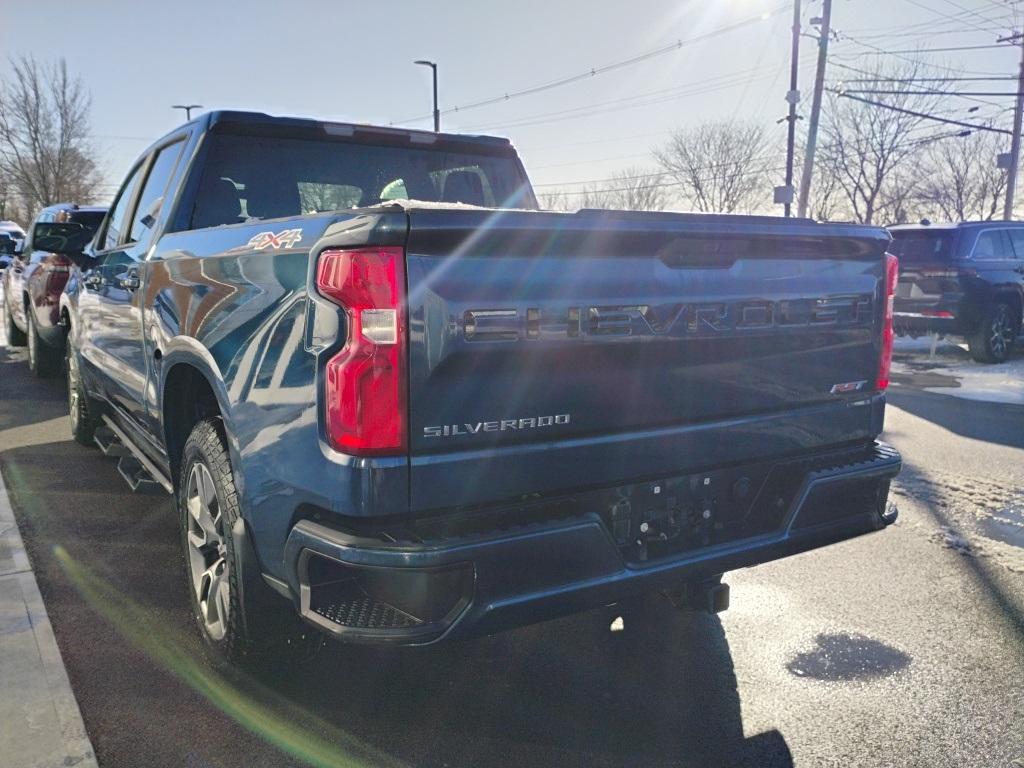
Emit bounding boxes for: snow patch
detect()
[891,336,1024,405]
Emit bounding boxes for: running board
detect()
[99,416,173,495]
[93,425,129,457]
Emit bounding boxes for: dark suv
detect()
[890,221,1024,363]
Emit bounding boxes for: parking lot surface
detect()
[1,336,1023,768]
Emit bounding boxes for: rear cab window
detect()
[181,130,536,231]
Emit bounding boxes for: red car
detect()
[2,203,107,376]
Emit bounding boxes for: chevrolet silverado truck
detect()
[62,110,901,664]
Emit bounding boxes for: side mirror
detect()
[31,221,89,255]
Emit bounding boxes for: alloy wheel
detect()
[990,306,1013,360]
[67,345,80,432]
[27,315,37,368]
[185,462,230,641]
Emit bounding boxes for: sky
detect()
[2,0,1022,207]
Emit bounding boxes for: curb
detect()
[0,468,99,768]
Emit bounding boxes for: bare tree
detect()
[817,63,945,224]
[653,121,773,213]
[0,56,103,215]
[915,131,1007,222]
[538,167,667,211]
[599,167,667,211]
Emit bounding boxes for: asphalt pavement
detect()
[1,334,1022,768]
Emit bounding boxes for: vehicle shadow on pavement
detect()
[887,388,1024,451]
[0,353,793,768]
[2,437,794,767]
[255,600,794,768]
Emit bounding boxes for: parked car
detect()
[889,221,1024,363]
[63,110,901,666]
[1,204,106,375]
[0,221,26,272]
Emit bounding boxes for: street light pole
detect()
[414,60,440,132]
[172,104,203,120]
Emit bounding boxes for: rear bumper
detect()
[282,442,901,644]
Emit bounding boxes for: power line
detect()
[532,153,777,188]
[840,89,1018,96]
[391,4,789,125]
[544,166,789,198]
[828,89,1014,133]
[937,0,1009,28]
[461,58,817,133]
[834,43,1012,54]
[903,0,1000,34]
[837,76,1016,82]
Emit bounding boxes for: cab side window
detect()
[972,230,1008,260]
[101,164,143,251]
[101,164,144,249]
[1007,229,1024,260]
[128,140,185,245]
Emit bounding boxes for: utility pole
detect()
[778,0,802,217]
[172,104,202,120]
[414,60,440,132]
[1001,32,1024,220]
[797,0,832,219]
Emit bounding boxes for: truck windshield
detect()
[187,131,536,229]
[888,230,955,264]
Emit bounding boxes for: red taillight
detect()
[876,253,899,391]
[316,247,406,456]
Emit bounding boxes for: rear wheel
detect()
[27,311,61,377]
[179,419,321,667]
[968,300,1019,364]
[66,333,100,446]
[2,296,26,347]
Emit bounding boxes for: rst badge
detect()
[247,228,303,250]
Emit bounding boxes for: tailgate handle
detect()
[464,309,519,342]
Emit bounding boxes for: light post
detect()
[414,61,439,132]
[172,104,203,120]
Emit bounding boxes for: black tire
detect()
[65,333,100,446]
[27,311,61,377]
[2,295,26,347]
[179,418,321,667]
[967,300,1019,364]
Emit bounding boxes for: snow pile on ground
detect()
[891,336,1024,405]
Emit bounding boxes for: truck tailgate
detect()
[404,209,890,512]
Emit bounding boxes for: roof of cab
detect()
[144,109,512,153]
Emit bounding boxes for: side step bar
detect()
[95,417,173,495]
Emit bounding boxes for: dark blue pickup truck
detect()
[61,111,901,664]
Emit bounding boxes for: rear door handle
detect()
[83,272,103,290]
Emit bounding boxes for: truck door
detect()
[86,139,186,436]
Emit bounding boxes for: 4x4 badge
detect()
[247,228,303,250]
